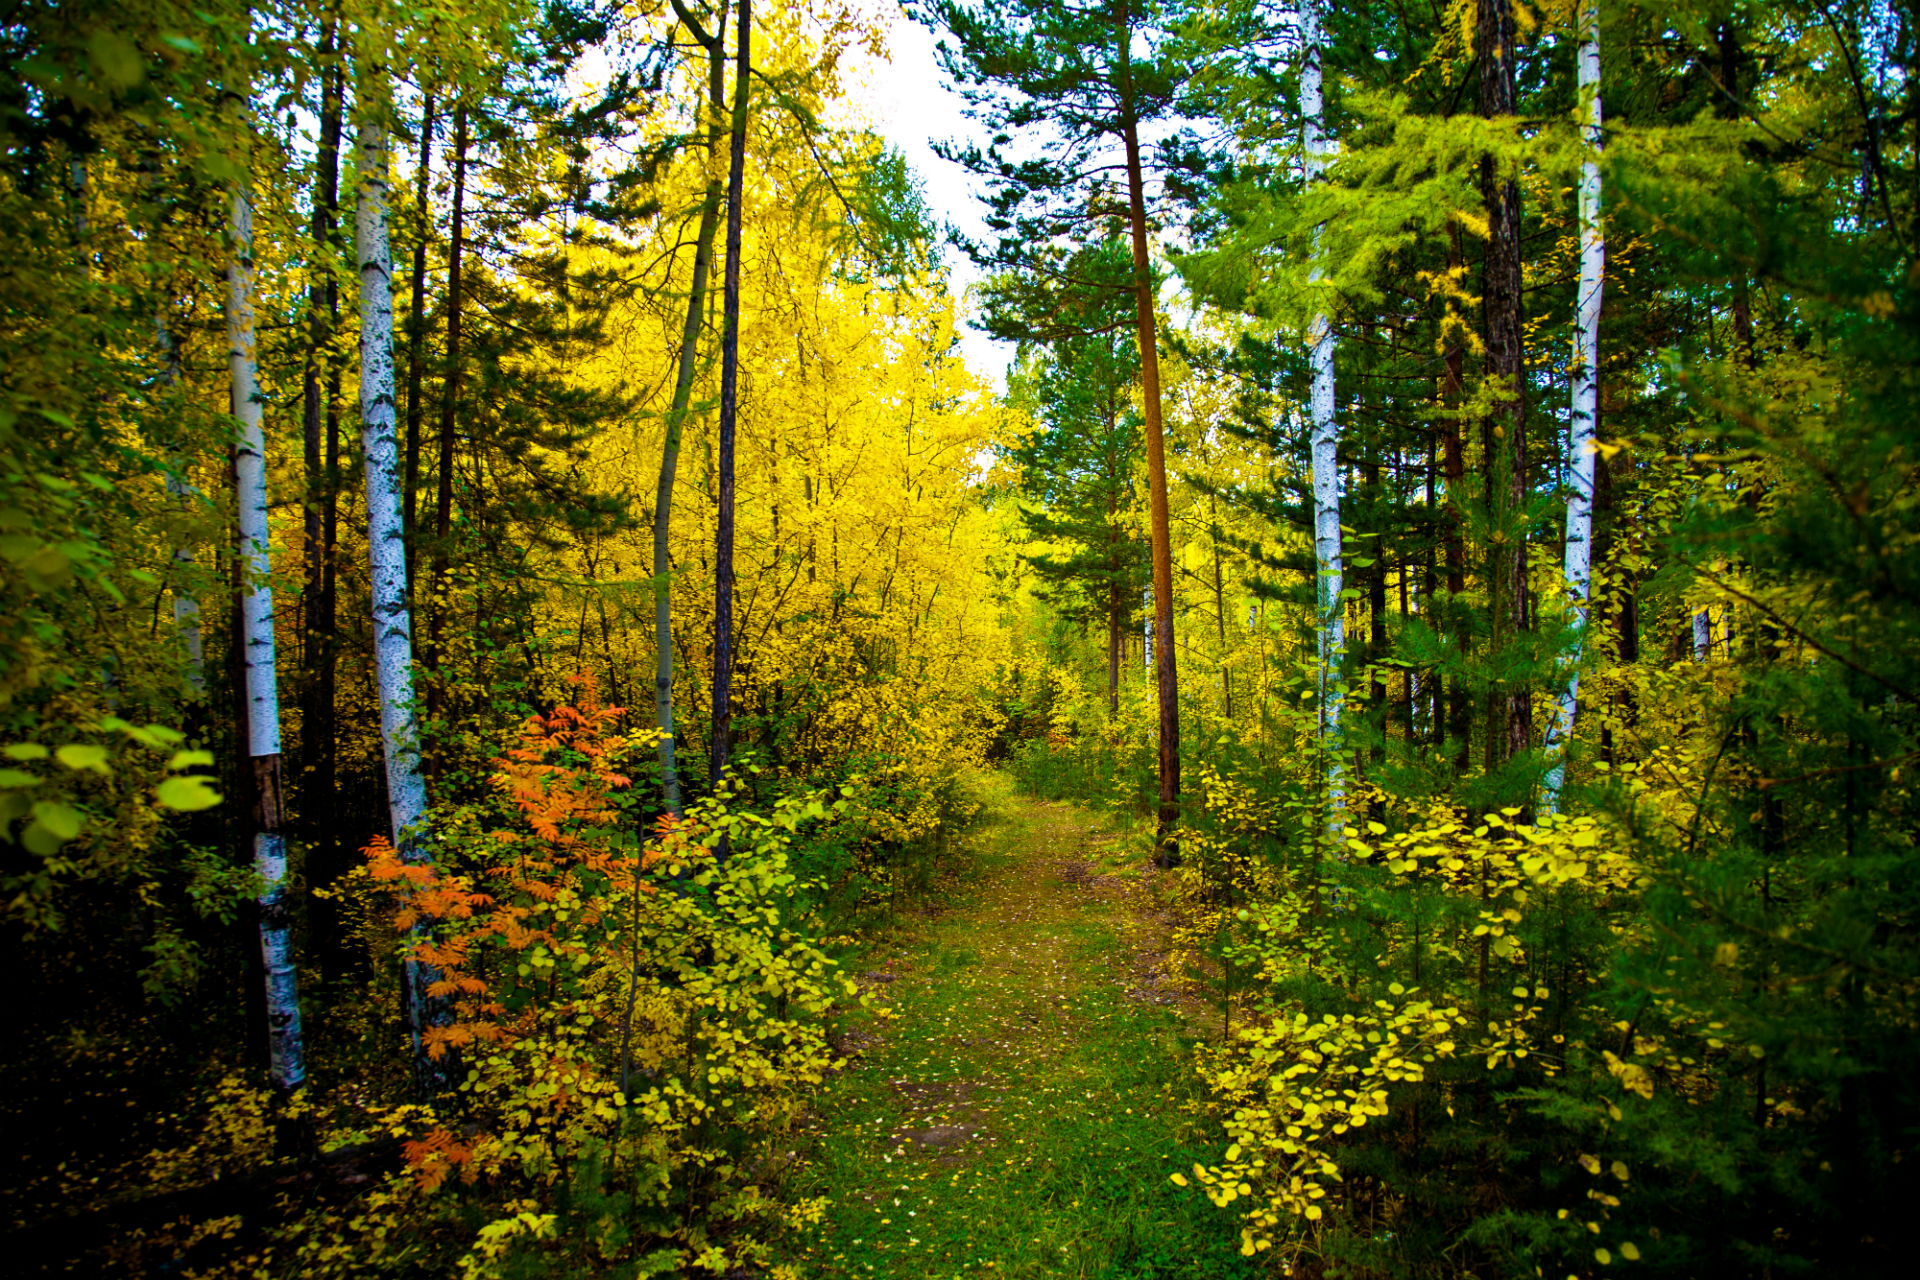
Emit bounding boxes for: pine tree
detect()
[928,0,1188,855]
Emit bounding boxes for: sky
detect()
[842,4,1018,390]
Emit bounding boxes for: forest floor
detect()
[785,775,1262,1280]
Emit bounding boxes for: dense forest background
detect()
[2,0,1916,1276]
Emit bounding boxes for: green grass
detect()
[782,775,1261,1280]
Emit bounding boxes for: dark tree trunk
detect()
[658,0,731,814]
[1718,24,1757,370]
[1366,459,1388,741]
[427,105,468,734]
[710,0,751,793]
[1441,230,1472,776]
[1478,0,1531,774]
[1119,27,1180,863]
[299,23,346,978]
[403,91,436,601]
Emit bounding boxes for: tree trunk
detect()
[1478,0,1530,776]
[710,0,750,793]
[300,21,344,975]
[355,66,441,1098]
[1302,0,1343,825]
[1544,0,1603,814]
[403,91,436,600]
[230,173,305,1095]
[1442,230,1471,774]
[658,0,730,814]
[427,105,468,732]
[1119,38,1180,863]
[1210,492,1232,719]
[1367,459,1387,734]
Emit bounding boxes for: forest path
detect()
[788,776,1258,1280]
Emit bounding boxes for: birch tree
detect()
[1544,0,1603,812]
[229,160,305,1094]
[1301,0,1344,819]
[355,56,440,1093]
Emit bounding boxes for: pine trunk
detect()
[1478,0,1531,777]
[1119,40,1180,863]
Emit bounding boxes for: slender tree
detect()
[300,17,346,968]
[355,54,440,1094]
[1478,0,1530,776]
[657,0,730,813]
[1300,0,1344,822]
[427,104,469,732]
[929,0,1185,856]
[229,146,305,1094]
[710,0,750,792]
[402,88,436,595]
[1004,293,1149,720]
[1544,0,1603,812]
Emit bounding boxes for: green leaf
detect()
[0,769,41,788]
[22,546,73,591]
[31,801,84,841]
[4,744,48,762]
[156,776,222,812]
[167,750,215,770]
[87,30,144,89]
[56,744,111,774]
[22,823,64,856]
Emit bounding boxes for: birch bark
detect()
[1302,0,1344,818]
[1544,2,1604,813]
[356,73,440,1091]
[230,178,305,1092]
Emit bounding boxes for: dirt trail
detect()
[789,781,1256,1280]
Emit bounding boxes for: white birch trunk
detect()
[1302,0,1344,818]
[1694,608,1712,661]
[230,179,306,1092]
[356,81,439,1087]
[1544,2,1604,813]
[1143,584,1153,675]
